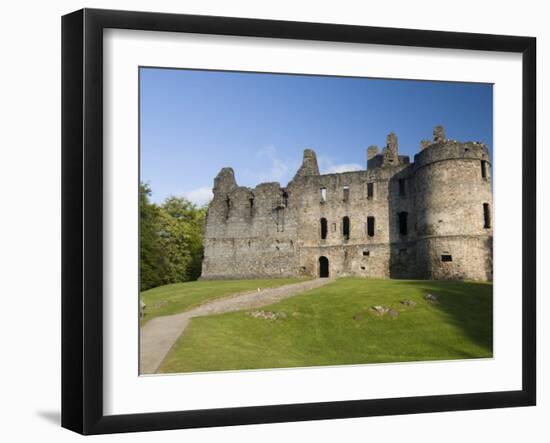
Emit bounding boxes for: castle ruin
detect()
[201,126,493,281]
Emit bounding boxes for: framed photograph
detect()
[62,8,536,435]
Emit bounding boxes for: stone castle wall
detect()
[200,126,493,281]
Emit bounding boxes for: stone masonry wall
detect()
[201,126,493,281]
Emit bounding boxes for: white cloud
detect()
[260,157,290,182]
[324,163,363,174]
[317,154,363,175]
[245,145,296,184]
[182,186,213,206]
[244,147,364,186]
[256,145,277,158]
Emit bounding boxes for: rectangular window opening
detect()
[343,216,350,240]
[441,254,453,262]
[367,216,375,237]
[481,161,487,179]
[398,211,408,236]
[343,185,349,202]
[367,182,374,199]
[320,187,327,202]
[320,218,328,239]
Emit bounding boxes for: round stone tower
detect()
[414,126,493,281]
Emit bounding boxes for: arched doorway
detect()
[319,256,329,278]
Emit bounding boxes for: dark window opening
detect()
[441,254,453,262]
[343,185,349,202]
[483,203,491,228]
[481,161,487,179]
[362,250,370,256]
[399,179,406,196]
[367,182,374,199]
[225,197,231,218]
[343,216,350,240]
[320,218,328,239]
[367,216,375,237]
[282,191,289,207]
[360,266,366,270]
[398,211,408,235]
[249,198,254,216]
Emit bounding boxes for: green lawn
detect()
[158,278,493,373]
[140,278,306,325]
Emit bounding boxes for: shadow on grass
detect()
[404,280,493,355]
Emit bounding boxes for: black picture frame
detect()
[62,8,536,435]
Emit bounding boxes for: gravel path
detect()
[140,278,334,374]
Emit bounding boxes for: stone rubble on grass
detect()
[249,310,287,320]
[400,299,417,307]
[387,308,399,318]
[424,293,439,303]
[369,305,399,318]
[370,305,389,315]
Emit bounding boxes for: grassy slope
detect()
[141,278,306,325]
[159,278,493,373]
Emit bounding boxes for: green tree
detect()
[160,196,207,283]
[139,183,163,290]
[139,183,208,290]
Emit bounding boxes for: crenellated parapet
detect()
[433,125,447,144]
[414,125,490,171]
[367,132,410,169]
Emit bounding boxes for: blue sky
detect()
[140,68,492,205]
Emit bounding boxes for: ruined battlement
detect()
[201,126,493,281]
[414,140,490,171]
